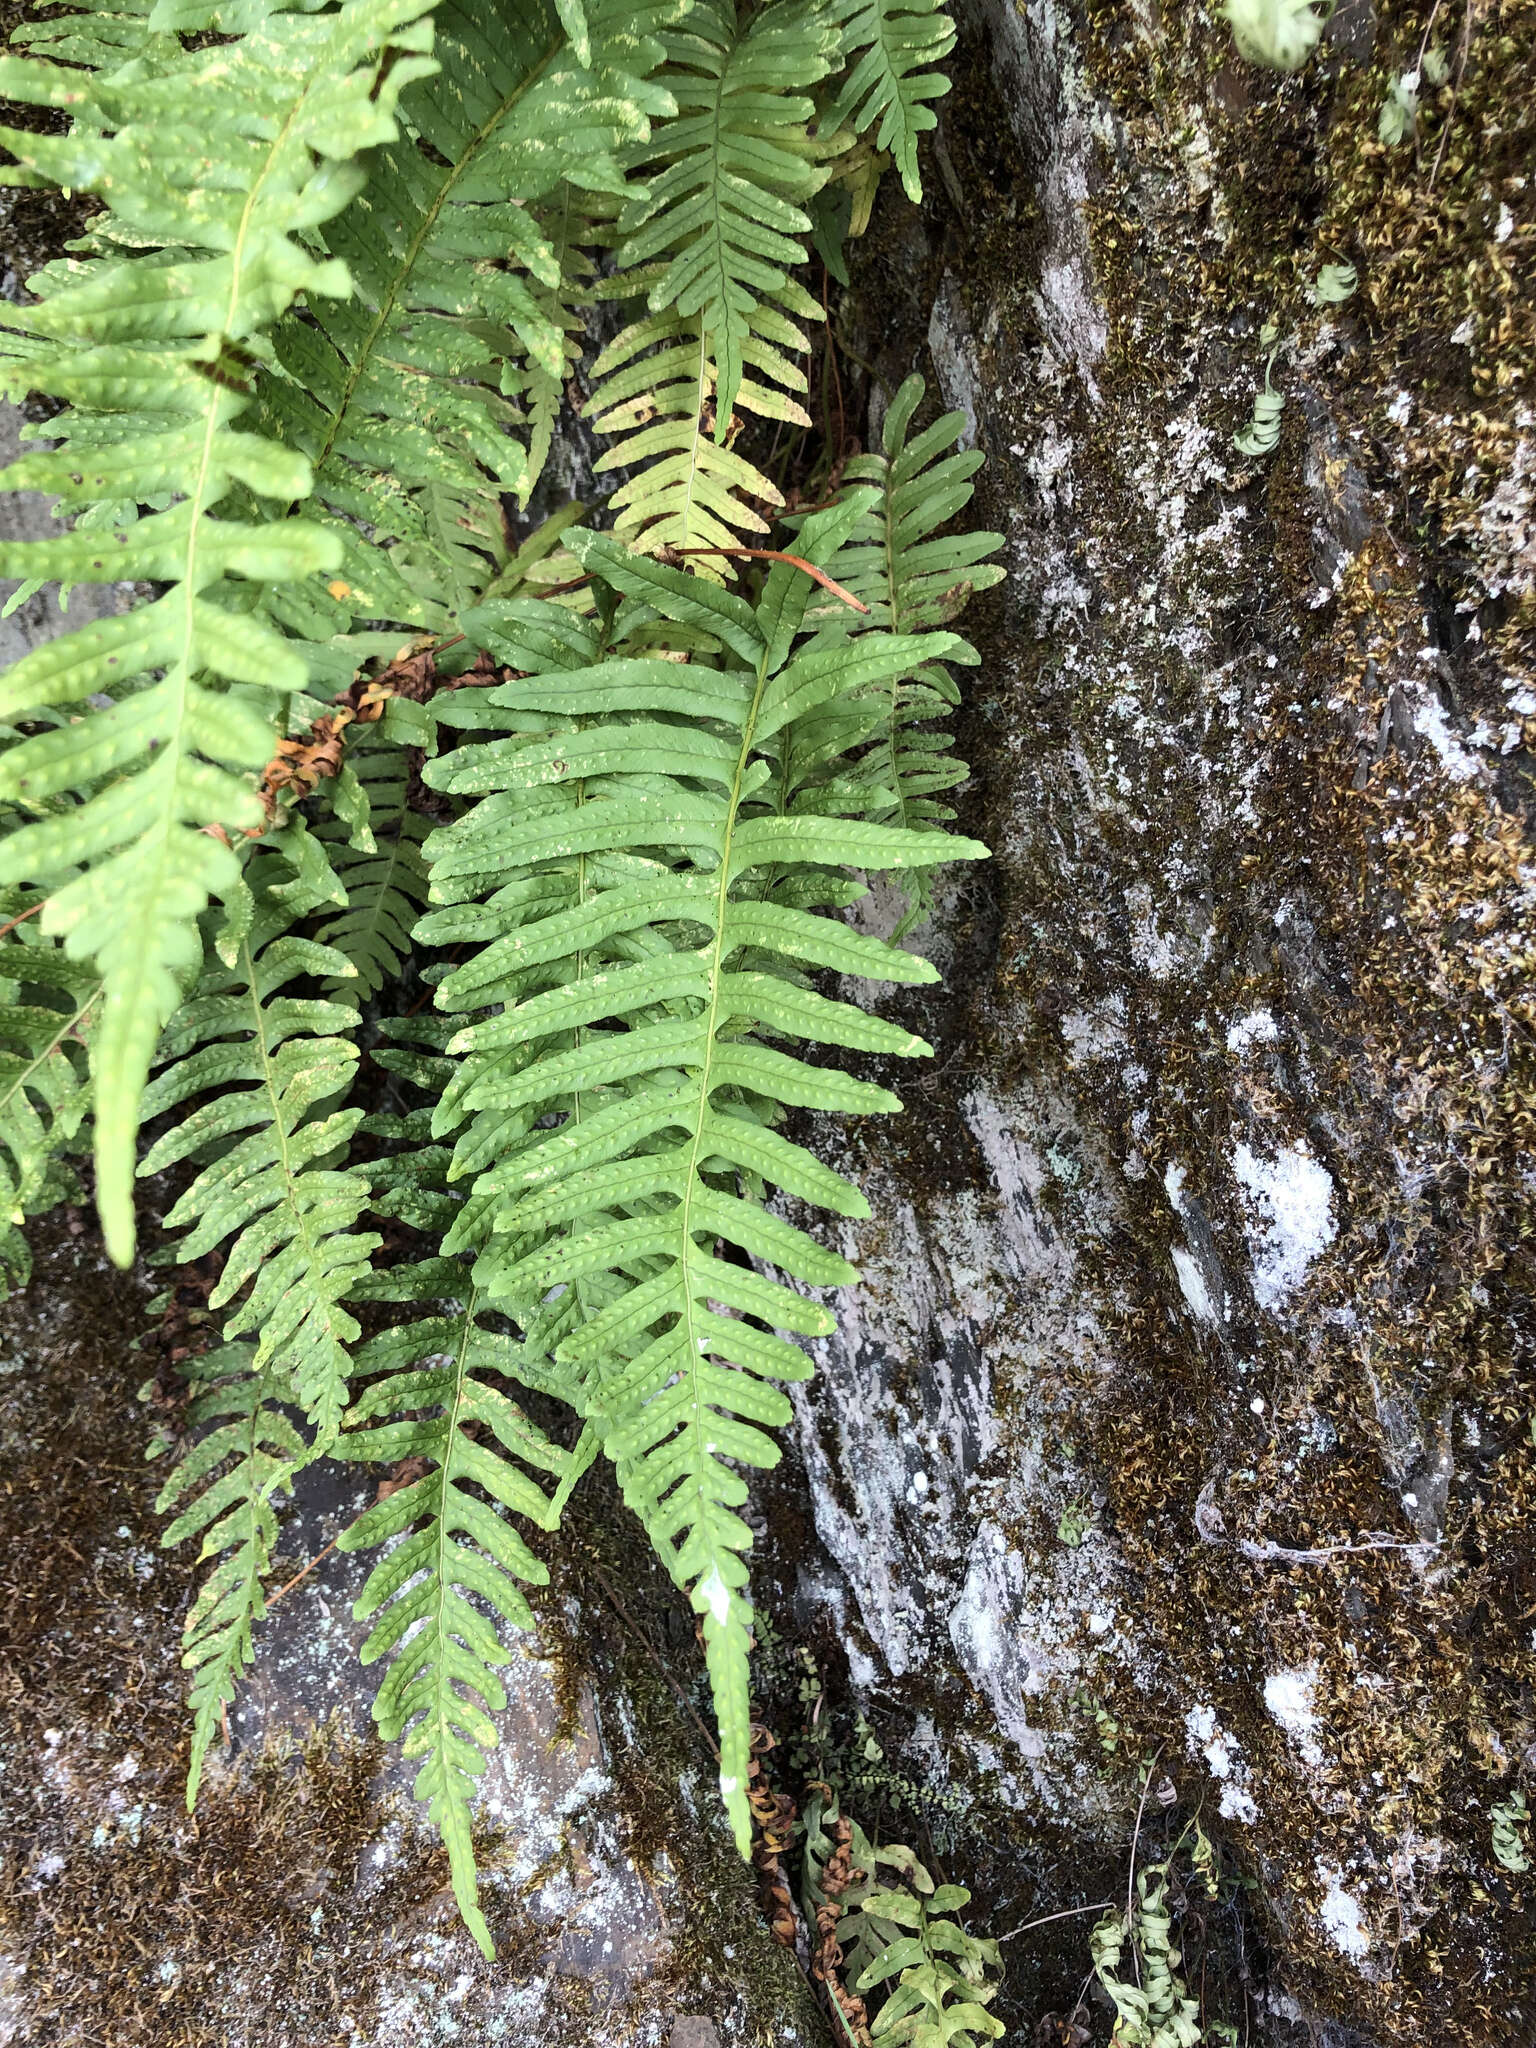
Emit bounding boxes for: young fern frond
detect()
[824,0,957,202]
[0,898,100,1293]
[589,0,835,572]
[137,837,379,1444]
[258,0,676,640]
[155,1339,307,1807]
[418,515,985,1852]
[338,1253,594,1958]
[0,0,436,1263]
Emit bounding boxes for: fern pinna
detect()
[0,0,986,1964]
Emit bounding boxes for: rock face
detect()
[5,3,1536,2045]
[756,3,1536,2043]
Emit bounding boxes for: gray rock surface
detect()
[756,4,1536,2042]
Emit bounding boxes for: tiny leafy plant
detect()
[0,0,998,1954]
[801,1785,1005,2048]
[1490,1788,1531,1875]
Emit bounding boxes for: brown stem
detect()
[0,899,45,943]
[267,1535,339,1608]
[671,546,870,612]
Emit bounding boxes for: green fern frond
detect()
[258,0,677,635]
[832,377,1004,636]
[315,731,433,1003]
[587,0,836,571]
[421,512,985,1853]
[825,0,956,203]
[0,0,437,1264]
[620,0,836,425]
[795,373,1002,928]
[0,896,100,1292]
[137,839,379,1443]
[156,1339,308,1806]
[338,1262,594,1958]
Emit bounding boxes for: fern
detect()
[0,0,436,1262]
[315,729,434,1002]
[588,0,837,570]
[137,837,378,1443]
[836,1836,1005,2047]
[258,0,677,641]
[338,1254,593,1956]
[154,1339,307,1805]
[419,511,985,1852]
[0,0,992,1957]
[0,895,100,1291]
[795,373,1001,928]
[825,0,956,204]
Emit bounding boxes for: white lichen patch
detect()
[1316,1862,1371,1963]
[1184,1704,1258,1823]
[1226,1008,1278,1055]
[1264,1666,1326,1770]
[1405,681,1485,781]
[1232,1140,1337,1309]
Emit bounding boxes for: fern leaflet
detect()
[589,0,837,570]
[155,1339,307,1805]
[419,513,985,1851]
[339,1253,594,1957]
[825,0,957,203]
[796,373,1001,928]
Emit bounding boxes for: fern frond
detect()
[0,896,100,1292]
[587,0,836,571]
[794,373,1002,928]
[832,377,1005,636]
[259,0,676,634]
[137,839,379,1442]
[824,0,956,203]
[156,1339,307,1805]
[338,1262,594,1957]
[315,731,433,1003]
[422,513,986,1852]
[0,0,437,1263]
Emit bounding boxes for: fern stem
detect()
[670,548,870,610]
[0,900,43,943]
